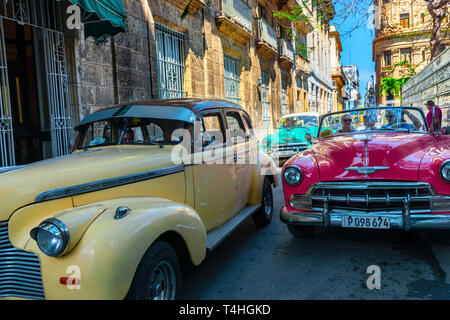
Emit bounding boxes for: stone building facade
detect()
[329,25,346,112]
[372,0,450,105]
[74,0,314,138]
[305,0,335,114]
[402,47,450,107]
[342,65,360,109]
[0,0,319,167]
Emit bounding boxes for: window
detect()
[226,112,246,143]
[147,123,164,142]
[384,50,392,66]
[400,13,410,28]
[200,113,224,147]
[224,54,240,104]
[400,48,411,62]
[155,23,186,99]
[281,77,288,116]
[260,70,271,131]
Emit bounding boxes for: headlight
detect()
[30,218,70,257]
[440,160,450,183]
[283,166,302,186]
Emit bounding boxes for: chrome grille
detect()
[0,221,45,299]
[273,143,309,153]
[309,182,433,213]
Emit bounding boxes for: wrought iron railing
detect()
[257,18,278,49]
[279,38,294,61]
[218,0,252,32]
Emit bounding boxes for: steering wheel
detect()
[150,134,164,143]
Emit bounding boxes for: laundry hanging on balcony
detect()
[68,0,127,38]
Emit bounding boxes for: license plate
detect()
[278,151,294,156]
[341,216,390,229]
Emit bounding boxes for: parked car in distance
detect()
[263,112,320,165]
[0,99,278,300]
[280,106,450,238]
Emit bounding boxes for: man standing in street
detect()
[425,100,442,132]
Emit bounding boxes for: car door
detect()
[191,109,238,232]
[225,110,253,213]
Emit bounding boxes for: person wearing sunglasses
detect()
[381,109,421,130]
[339,114,354,133]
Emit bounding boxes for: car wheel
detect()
[287,225,316,238]
[252,177,273,227]
[127,241,181,300]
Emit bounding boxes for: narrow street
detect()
[180,182,450,300]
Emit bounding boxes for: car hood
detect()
[267,127,318,147]
[0,146,178,220]
[311,133,433,181]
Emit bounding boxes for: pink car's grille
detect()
[309,183,433,213]
[0,221,45,299]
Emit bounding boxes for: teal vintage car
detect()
[263,112,321,165]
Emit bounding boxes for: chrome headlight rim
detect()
[440,160,450,183]
[30,218,70,257]
[283,165,303,186]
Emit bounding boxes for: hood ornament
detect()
[345,135,389,175]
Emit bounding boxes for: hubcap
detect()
[149,261,176,300]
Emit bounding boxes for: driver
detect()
[381,109,421,130]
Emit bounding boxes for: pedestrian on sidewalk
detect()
[425,100,442,132]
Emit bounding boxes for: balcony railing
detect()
[258,18,278,49]
[279,38,295,61]
[219,0,252,32]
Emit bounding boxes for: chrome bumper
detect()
[280,206,450,230]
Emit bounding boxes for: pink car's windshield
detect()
[318,107,428,137]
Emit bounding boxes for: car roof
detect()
[280,112,321,120]
[90,98,245,114]
[75,99,248,129]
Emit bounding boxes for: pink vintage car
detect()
[280,106,450,237]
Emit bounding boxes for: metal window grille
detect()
[224,54,240,104]
[281,77,288,116]
[261,70,271,131]
[155,23,186,99]
[0,0,70,166]
[43,29,72,157]
[0,17,14,167]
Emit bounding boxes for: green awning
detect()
[68,0,127,38]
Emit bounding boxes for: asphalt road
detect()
[179,182,450,300]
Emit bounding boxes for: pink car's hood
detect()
[312,133,434,181]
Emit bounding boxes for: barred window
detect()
[224,53,240,104]
[155,23,186,99]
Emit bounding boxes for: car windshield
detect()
[77,117,189,149]
[279,116,318,128]
[318,107,428,138]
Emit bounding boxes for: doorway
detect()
[0,0,71,167]
[4,19,51,165]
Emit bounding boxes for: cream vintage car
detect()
[0,99,278,300]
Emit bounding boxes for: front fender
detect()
[418,137,450,195]
[24,197,206,300]
[248,151,279,205]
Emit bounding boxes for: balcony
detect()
[332,67,346,87]
[256,18,278,60]
[215,0,253,44]
[167,0,206,14]
[278,38,294,69]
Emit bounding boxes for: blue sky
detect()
[333,7,376,106]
